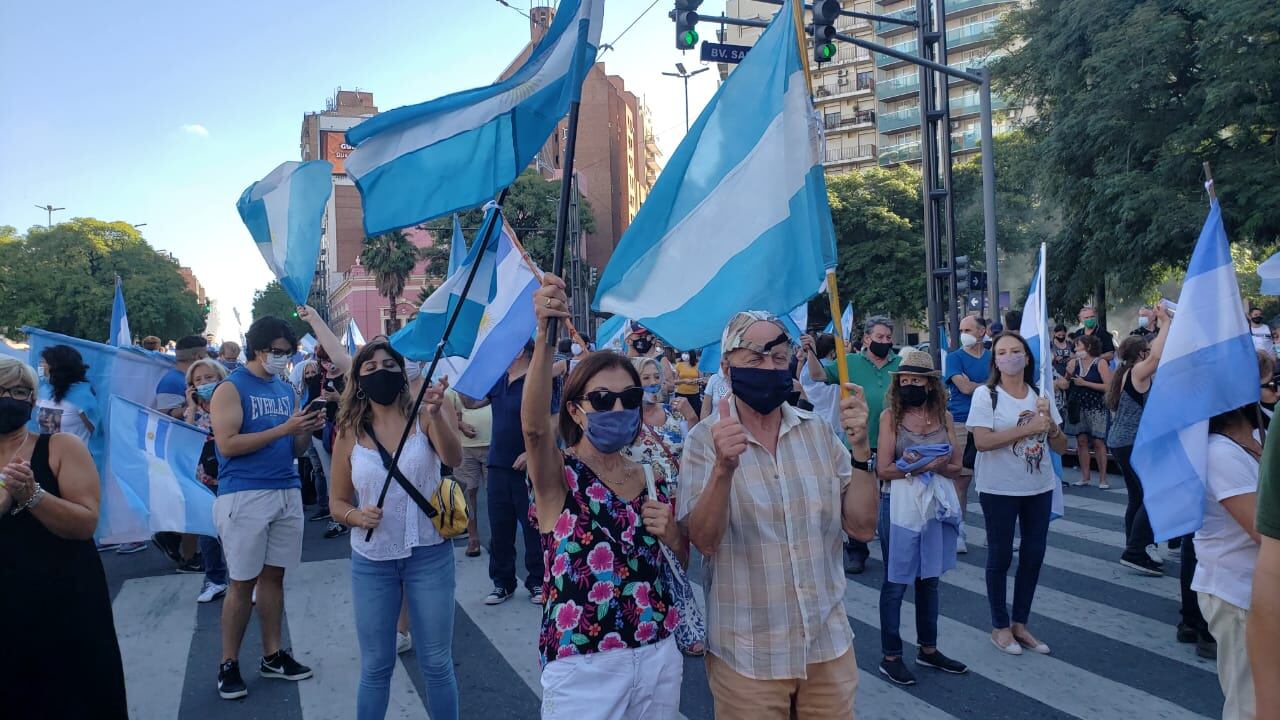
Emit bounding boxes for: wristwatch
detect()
[851,452,875,474]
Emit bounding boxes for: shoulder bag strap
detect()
[363,423,437,518]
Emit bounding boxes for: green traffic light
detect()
[820,43,837,60]
[682,29,699,47]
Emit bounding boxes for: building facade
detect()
[327,225,443,338]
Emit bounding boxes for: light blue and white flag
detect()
[448,214,468,276]
[236,160,333,304]
[103,396,217,543]
[1132,202,1259,540]
[344,0,604,234]
[390,205,508,362]
[342,317,365,356]
[789,302,809,337]
[109,276,131,347]
[1018,243,1065,519]
[823,303,854,340]
[596,315,632,352]
[593,0,835,351]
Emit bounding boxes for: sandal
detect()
[680,641,706,657]
[465,546,482,557]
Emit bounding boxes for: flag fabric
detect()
[109,276,131,347]
[342,318,365,356]
[344,0,604,235]
[103,396,217,543]
[1132,202,1259,540]
[788,302,809,337]
[236,160,333,304]
[823,303,854,340]
[299,333,318,355]
[696,312,806,375]
[596,315,632,352]
[449,214,468,276]
[1018,243,1065,519]
[22,327,177,541]
[592,0,836,351]
[1259,250,1280,295]
[390,204,507,363]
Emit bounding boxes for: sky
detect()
[0,0,721,341]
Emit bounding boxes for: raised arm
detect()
[420,377,462,468]
[685,396,745,556]
[523,274,569,532]
[1132,305,1173,389]
[298,305,352,374]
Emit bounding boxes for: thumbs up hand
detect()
[712,395,748,472]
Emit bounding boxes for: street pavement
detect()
[102,466,1223,719]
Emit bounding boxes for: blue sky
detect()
[0,0,720,340]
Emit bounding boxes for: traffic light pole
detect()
[979,68,1000,317]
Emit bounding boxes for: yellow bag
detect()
[430,477,469,538]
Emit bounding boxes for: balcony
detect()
[948,50,1008,84]
[875,39,917,68]
[824,109,877,131]
[814,78,876,103]
[876,73,919,100]
[947,0,1017,17]
[946,92,1008,117]
[947,19,999,50]
[835,16,872,34]
[878,140,921,165]
[874,7,916,35]
[824,143,878,166]
[878,106,920,133]
[952,130,982,153]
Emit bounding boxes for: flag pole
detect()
[364,189,509,542]
[506,228,588,349]
[545,100,583,346]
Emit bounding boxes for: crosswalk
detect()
[105,471,1223,719]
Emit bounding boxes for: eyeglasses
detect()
[265,347,293,358]
[578,387,644,412]
[1262,382,1278,392]
[0,386,34,401]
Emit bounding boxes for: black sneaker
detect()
[260,649,313,681]
[176,555,205,574]
[844,545,866,575]
[879,657,917,686]
[529,586,545,605]
[152,532,184,562]
[1168,536,1183,551]
[1196,635,1217,660]
[1176,623,1199,644]
[309,508,332,522]
[485,586,513,605]
[1120,554,1164,577]
[916,649,968,674]
[217,660,248,700]
[323,520,348,539]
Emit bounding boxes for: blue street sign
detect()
[700,41,751,64]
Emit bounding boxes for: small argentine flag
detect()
[109,276,131,347]
[236,160,333,305]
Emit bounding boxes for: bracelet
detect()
[342,508,359,527]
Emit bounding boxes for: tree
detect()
[360,230,419,333]
[993,0,1280,310]
[251,280,310,339]
[0,219,206,341]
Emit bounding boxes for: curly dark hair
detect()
[40,344,90,403]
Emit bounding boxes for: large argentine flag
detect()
[109,276,131,347]
[1132,202,1259,540]
[104,396,217,542]
[1018,243,1065,519]
[593,0,836,351]
[236,160,333,304]
[344,0,605,235]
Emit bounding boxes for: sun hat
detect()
[892,349,940,377]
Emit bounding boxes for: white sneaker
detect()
[251,587,257,605]
[956,538,969,554]
[396,631,412,654]
[1145,544,1164,565]
[198,581,228,603]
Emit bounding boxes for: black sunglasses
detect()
[1263,382,1278,392]
[578,387,644,412]
[265,347,293,358]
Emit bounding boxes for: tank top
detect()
[1072,358,1106,412]
[1107,371,1147,448]
[349,425,444,561]
[894,420,950,462]
[215,366,299,494]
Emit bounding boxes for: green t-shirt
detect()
[824,352,902,450]
[1258,423,1280,540]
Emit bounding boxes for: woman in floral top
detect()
[624,357,696,492]
[524,274,689,719]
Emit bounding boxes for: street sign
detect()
[700,41,751,64]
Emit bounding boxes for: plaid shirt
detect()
[678,400,854,680]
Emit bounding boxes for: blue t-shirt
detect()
[154,369,187,412]
[215,366,300,495]
[487,372,527,471]
[945,347,991,423]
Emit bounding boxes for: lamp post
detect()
[661,62,710,132]
[35,204,64,228]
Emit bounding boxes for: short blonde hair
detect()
[185,358,228,387]
[630,356,659,378]
[0,356,38,393]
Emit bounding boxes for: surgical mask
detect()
[996,352,1027,375]
[195,383,218,401]
[959,332,978,349]
[571,343,583,355]
[36,366,47,380]
[898,384,929,407]
[642,384,662,404]
[868,340,893,359]
[1137,316,1150,329]
[730,366,793,415]
[681,353,690,363]
[404,361,422,382]
[358,369,406,406]
[0,398,33,434]
[263,354,289,375]
[631,337,653,354]
[582,408,641,454]
[1083,318,1098,330]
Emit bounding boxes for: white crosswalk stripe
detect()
[113,574,202,720]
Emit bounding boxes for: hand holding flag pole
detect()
[544,101,583,347]
[505,225,587,349]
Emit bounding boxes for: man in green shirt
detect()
[823,316,901,573]
[1250,424,1280,714]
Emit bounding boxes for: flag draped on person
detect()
[343,0,604,235]
[1131,201,1260,540]
[1018,243,1065,519]
[104,396,217,541]
[109,276,131,347]
[236,160,333,304]
[591,0,836,351]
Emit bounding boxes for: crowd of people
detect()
[4,283,1280,720]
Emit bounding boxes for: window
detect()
[856,71,874,90]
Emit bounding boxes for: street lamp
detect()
[34,204,64,228]
[661,62,710,132]
[132,223,147,229]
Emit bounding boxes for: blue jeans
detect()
[351,542,458,720]
[877,492,939,657]
[979,491,1052,628]
[199,535,226,586]
[487,467,544,593]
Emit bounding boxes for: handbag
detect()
[641,464,706,655]
[364,424,469,539]
[962,432,978,470]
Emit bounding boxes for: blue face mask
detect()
[642,383,661,403]
[195,382,218,401]
[730,366,793,415]
[582,408,641,454]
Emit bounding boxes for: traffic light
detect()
[674,0,703,50]
[954,255,970,293]
[812,0,840,63]
[969,269,988,292]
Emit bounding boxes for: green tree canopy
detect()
[0,219,206,342]
[251,280,310,340]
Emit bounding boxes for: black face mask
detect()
[305,374,322,397]
[899,384,930,407]
[1252,316,1264,325]
[0,397,33,434]
[730,367,793,415]
[868,341,893,359]
[358,369,406,406]
[632,337,653,354]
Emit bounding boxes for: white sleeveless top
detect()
[349,425,445,561]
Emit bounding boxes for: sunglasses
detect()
[265,347,293,358]
[1263,382,1278,392]
[578,387,644,412]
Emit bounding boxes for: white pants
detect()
[1198,592,1256,720]
[540,637,682,720]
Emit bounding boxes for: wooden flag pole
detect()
[506,228,587,349]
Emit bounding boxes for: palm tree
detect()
[359,230,419,333]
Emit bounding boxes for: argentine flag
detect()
[596,315,632,352]
[1132,202,1259,540]
[449,214,468,276]
[342,317,366,356]
[593,0,836,351]
[236,160,333,305]
[823,303,854,339]
[104,396,217,542]
[1018,243,1065,519]
[109,276,131,347]
[344,0,604,235]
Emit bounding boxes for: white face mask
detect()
[681,353,690,363]
[571,343,583,355]
[959,332,978,349]
[1137,316,1150,329]
[263,353,289,375]
[37,366,47,380]
[404,361,422,382]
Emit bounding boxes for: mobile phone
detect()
[1158,298,1178,315]
[305,399,326,414]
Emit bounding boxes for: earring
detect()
[356,389,366,400]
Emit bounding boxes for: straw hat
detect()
[893,349,940,377]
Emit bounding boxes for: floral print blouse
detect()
[536,453,678,667]
[623,407,685,491]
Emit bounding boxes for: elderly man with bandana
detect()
[679,311,878,719]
